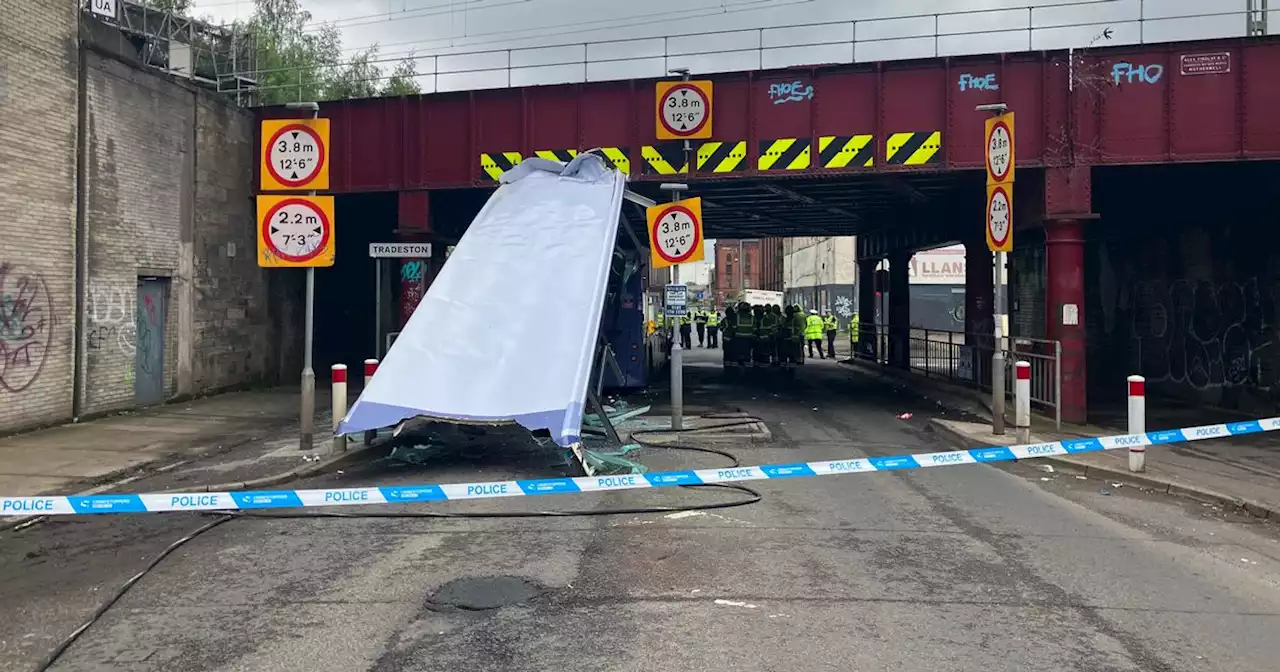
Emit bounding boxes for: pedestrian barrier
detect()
[3,416,1275,517]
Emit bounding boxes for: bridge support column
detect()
[396,191,434,328]
[1046,218,1087,424]
[964,237,995,387]
[888,250,911,369]
[857,259,878,361]
[1043,166,1093,425]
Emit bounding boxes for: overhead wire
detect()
[27,415,767,671]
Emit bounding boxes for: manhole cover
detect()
[430,576,542,610]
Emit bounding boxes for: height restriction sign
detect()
[647,197,705,269]
[261,118,330,191]
[984,111,1015,185]
[656,80,713,140]
[257,195,336,268]
[985,183,1013,253]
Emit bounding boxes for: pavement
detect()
[843,357,1280,519]
[3,347,1277,671]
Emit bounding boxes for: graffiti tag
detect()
[958,73,999,91]
[1111,62,1163,85]
[768,80,814,105]
[401,261,425,282]
[0,263,54,393]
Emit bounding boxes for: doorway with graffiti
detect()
[134,277,168,406]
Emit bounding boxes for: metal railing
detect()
[862,326,1061,429]
[240,0,1269,100]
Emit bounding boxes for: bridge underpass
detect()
[283,35,1280,426]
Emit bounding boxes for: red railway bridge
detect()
[264,36,1280,424]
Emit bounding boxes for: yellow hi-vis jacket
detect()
[804,314,825,340]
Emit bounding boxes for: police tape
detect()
[4,418,1276,516]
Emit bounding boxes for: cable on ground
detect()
[29,415,767,671]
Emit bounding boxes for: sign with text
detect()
[984,111,1015,186]
[646,197,705,269]
[256,195,335,267]
[260,118,330,191]
[656,80,713,140]
[665,284,688,317]
[985,183,1013,253]
[368,242,432,258]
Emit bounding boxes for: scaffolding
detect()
[82,0,259,104]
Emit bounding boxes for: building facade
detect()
[712,239,783,309]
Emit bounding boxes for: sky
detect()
[189,0,1248,88]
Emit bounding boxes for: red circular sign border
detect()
[986,185,1012,247]
[262,198,331,263]
[265,123,327,188]
[985,120,1013,182]
[657,83,712,138]
[651,204,703,264]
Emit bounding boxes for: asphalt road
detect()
[3,348,1279,671]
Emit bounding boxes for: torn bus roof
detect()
[336,154,627,447]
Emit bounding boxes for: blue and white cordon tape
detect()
[4,418,1276,516]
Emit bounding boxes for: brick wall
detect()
[0,4,295,433]
[82,52,191,413]
[0,0,79,430]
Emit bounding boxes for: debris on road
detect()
[714,599,759,609]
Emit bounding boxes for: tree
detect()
[324,46,381,100]
[380,52,422,97]
[240,0,420,104]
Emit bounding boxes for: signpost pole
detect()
[659,183,691,432]
[979,104,1014,436]
[297,104,320,452]
[992,251,1006,434]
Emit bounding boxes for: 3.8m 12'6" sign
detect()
[260,118,331,191]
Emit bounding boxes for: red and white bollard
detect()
[1128,375,1146,472]
[331,364,348,453]
[1015,360,1031,443]
[363,359,379,445]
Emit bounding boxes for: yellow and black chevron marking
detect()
[886,131,942,166]
[696,141,747,173]
[480,151,523,181]
[534,149,578,163]
[758,138,811,171]
[817,135,874,169]
[642,143,689,175]
[592,147,631,174]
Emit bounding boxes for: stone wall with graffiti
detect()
[1,24,297,434]
[0,1,79,431]
[82,52,191,414]
[1089,163,1280,413]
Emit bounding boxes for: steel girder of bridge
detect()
[262,37,1280,195]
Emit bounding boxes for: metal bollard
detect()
[1015,360,1031,443]
[1128,375,1146,472]
[363,359,378,445]
[331,364,348,453]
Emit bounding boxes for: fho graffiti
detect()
[1112,62,1163,85]
[957,73,999,91]
[768,80,814,105]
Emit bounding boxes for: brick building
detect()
[0,1,297,433]
[712,239,784,308]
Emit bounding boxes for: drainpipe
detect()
[72,41,89,420]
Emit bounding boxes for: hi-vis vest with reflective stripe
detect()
[707,313,719,327]
[805,314,825,340]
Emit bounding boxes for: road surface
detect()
[3,348,1278,671]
